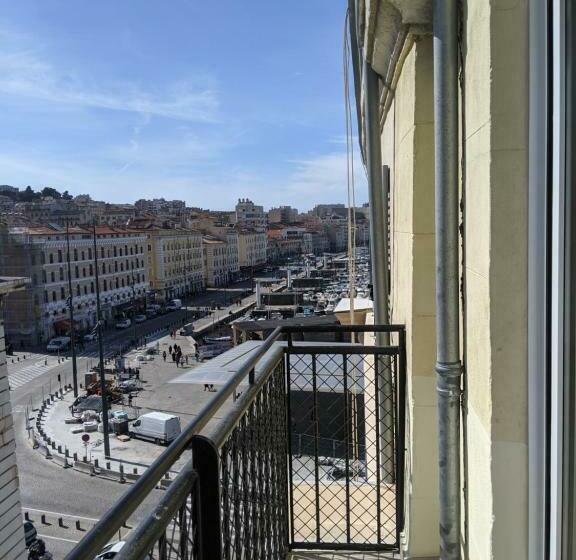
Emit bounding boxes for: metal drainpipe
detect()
[433,0,462,558]
[364,59,394,484]
[364,60,390,338]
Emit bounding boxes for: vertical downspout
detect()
[364,59,394,483]
[364,61,390,336]
[433,0,462,558]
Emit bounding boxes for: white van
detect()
[46,336,71,352]
[166,298,182,311]
[129,412,181,445]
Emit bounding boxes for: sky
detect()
[0,0,367,212]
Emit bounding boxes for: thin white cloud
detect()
[0,30,219,122]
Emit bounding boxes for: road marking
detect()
[37,534,80,544]
[23,507,101,523]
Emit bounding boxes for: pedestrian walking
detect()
[168,345,172,355]
[172,352,176,362]
[162,350,167,361]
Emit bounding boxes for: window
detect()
[42,270,47,283]
[52,291,57,302]
[84,285,87,295]
[91,282,94,293]
[60,287,65,300]
[74,248,78,261]
[89,264,93,275]
[88,248,92,260]
[75,266,79,279]
[58,250,62,263]
[76,285,80,297]
[50,271,55,283]
[44,291,48,303]
[81,251,85,261]
[49,253,53,264]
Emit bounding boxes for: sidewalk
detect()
[28,286,269,482]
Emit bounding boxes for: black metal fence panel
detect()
[68,325,406,560]
[286,344,404,551]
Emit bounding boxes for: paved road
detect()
[9,278,268,559]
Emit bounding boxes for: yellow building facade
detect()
[143,227,204,300]
[355,1,530,558]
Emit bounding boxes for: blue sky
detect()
[0,1,366,211]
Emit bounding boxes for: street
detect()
[9,278,265,559]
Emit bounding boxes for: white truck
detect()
[129,412,181,445]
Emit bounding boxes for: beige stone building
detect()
[202,236,230,287]
[140,227,204,301]
[237,228,267,269]
[0,224,147,345]
[350,0,569,559]
[0,277,28,560]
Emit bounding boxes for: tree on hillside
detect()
[19,186,37,202]
[41,187,62,199]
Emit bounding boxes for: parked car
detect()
[95,541,150,560]
[23,520,37,547]
[118,379,140,393]
[145,309,157,318]
[129,412,181,445]
[46,336,71,352]
[83,332,97,343]
[133,314,147,323]
[179,324,195,336]
[115,318,131,329]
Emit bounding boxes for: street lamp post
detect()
[66,220,79,397]
[92,223,111,458]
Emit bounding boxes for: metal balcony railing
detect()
[65,324,405,560]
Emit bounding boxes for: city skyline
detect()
[0,0,367,210]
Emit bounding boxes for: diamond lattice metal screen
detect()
[286,343,404,551]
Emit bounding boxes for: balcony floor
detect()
[289,551,400,559]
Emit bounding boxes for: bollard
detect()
[73,452,78,461]
[94,459,99,469]
[23,355,26,359]
[41,514,47,525]
[119,463,126,483]
[51,442,56,450]
[83,456,87,463]
[17,357,19,362]
[57,445,62,454]
[106,462,111,470]
[76,520,81,531]
[58,517,65,528]
[133,467,138,475]
[65,448,69,457]
[24,512,30,521]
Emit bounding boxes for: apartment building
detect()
[348,0,568,558]
[13,199,90,226]
[267,205,298,224]
[202,236,230,287]
[237,228,267,269]
[139,226,204,300]
[234,198,267,230]
[0,224,147,345]
[0,277,28,560]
